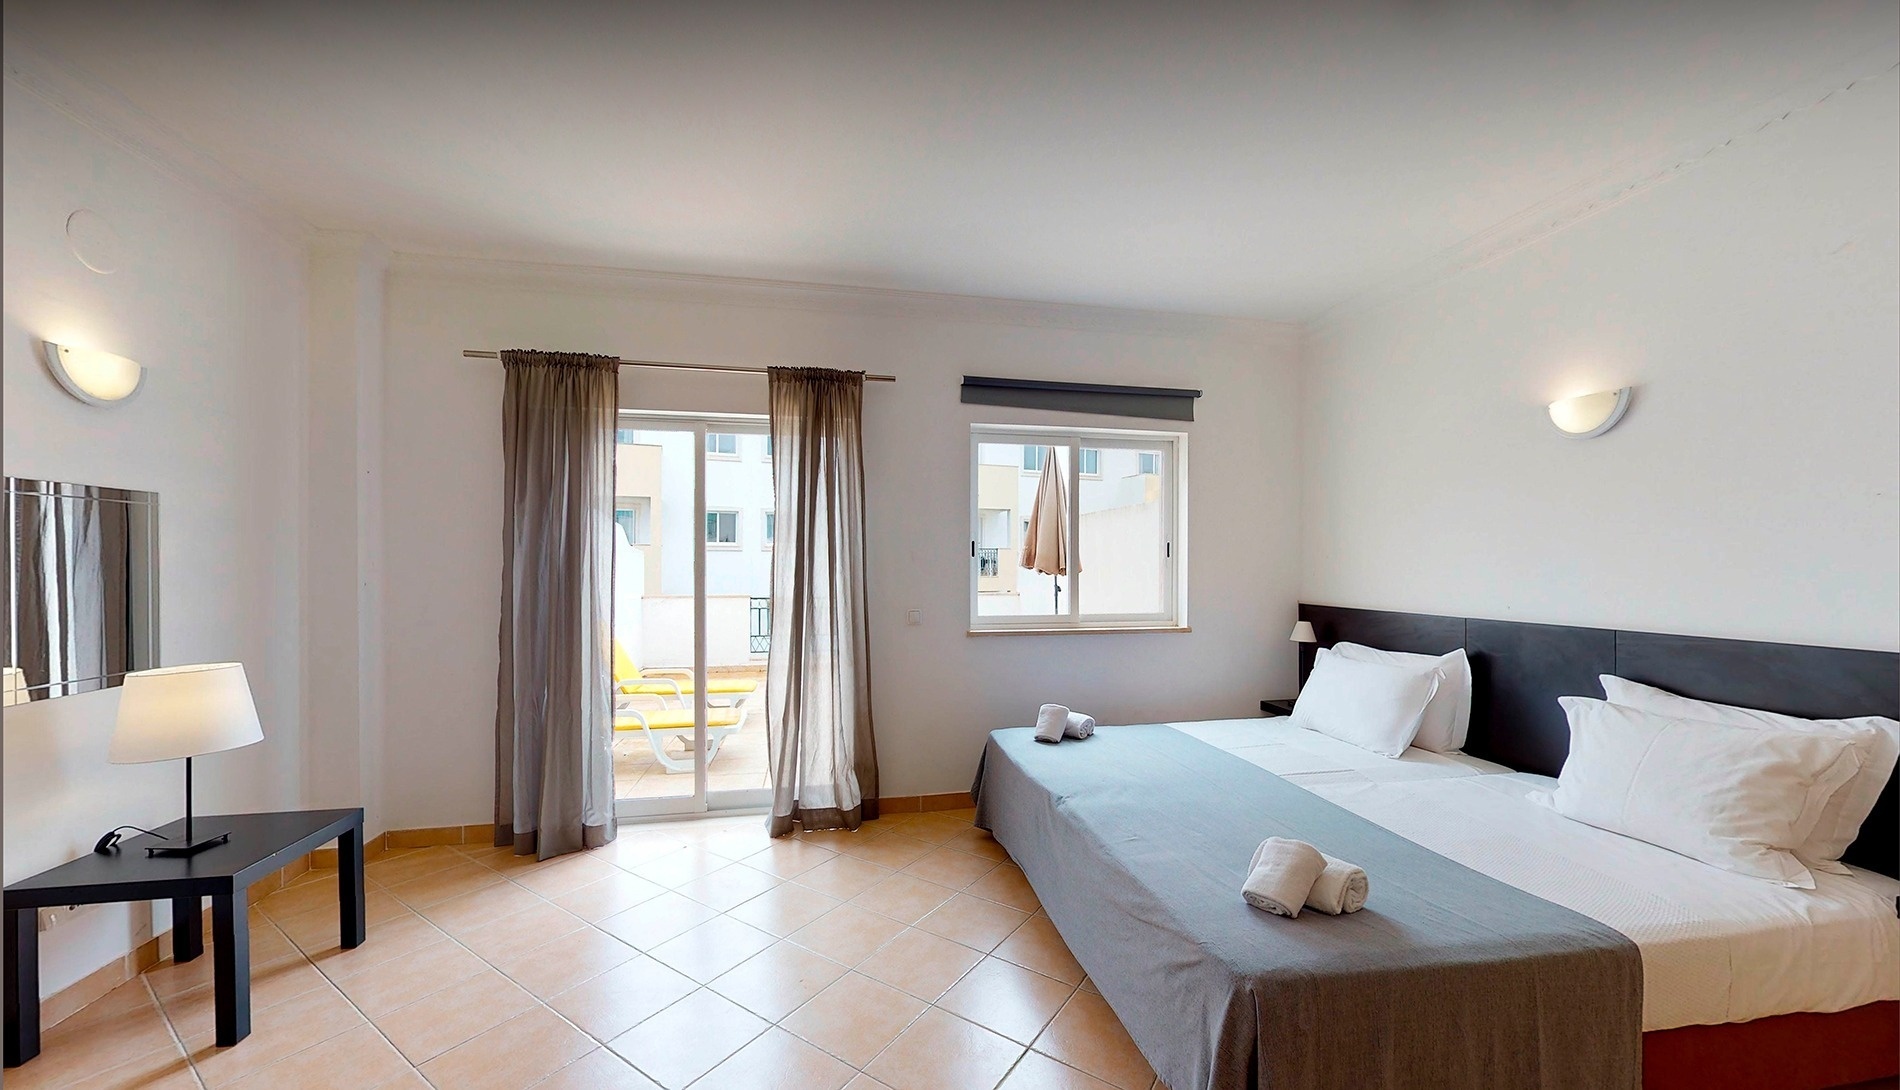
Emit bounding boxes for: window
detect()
[763,511,775,546]
[971,425,1185,631]
[614,497,652,546]
[616,427,637,445]
[705,509,739,546]
[706,433,738,458]
[763,435,774,458]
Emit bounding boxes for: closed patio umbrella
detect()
[1021,448,1071,612]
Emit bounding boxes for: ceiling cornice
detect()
[3,31,311,244]
[388,251,1301,346]
[1310,41,1900,332]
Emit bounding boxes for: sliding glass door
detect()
[612,412,774,819]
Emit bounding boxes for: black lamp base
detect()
[147,832,229,858]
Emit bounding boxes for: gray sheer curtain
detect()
[495,350,619,858]
[766,367,879,837]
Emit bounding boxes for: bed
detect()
[971,606,1900,1090]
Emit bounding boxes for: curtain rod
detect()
[462,350,896,382]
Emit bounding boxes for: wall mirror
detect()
[3,477,160,705]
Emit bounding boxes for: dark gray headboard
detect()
[1297,604,1900,878]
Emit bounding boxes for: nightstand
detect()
[1260,698,1296,717]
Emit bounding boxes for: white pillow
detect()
[1330,642,1472,753]
[1290,648,1441,758]
[1599,675,1899,874]
[1537,697,1862,888]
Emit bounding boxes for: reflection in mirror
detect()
[4,478,159,704]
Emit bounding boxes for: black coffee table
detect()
[4,808,366,1066]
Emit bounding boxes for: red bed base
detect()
[1643,1001,1897,1090]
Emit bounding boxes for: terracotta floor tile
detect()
[794,854,897,900]
[494,926,640,997]
[598,833,691,871]
[1077,976,1100,996]
[725,881,842,937]
[155,957,328,1039]
[331,937,488,1016]
[48,976,157,1033]
[184,983,365,1087]
[532,1048,663,1089]
[373,967,538,1063]
[220,1022,411,1090]
[691,1026,856,1090]
[851,874,957,925]
[140,951,217,999]
[837,833,935,870]
[10,1043,198,1090]
[645,915,776,983]
[454,899,589,964]
[255,874,342,921]
[276,891,413,956]
[596,891,721,951]
[780,972,926,1068]
[901,848,1001,891]
[420,1005,595,1090]
[513,854,624,898]
[550,871,668,922]
[914,894,1030,954]
[857,928,984,1002]
[303,911,448,980]
[998,1051,1118,1090]
[606,988,768,1089]
[419,879,546,934]
[708,940,848,1021]
[795,827,884,852]
[992,917,1082,986]
[943,829,1010,863]
[937,958,1075,1045]
[844,1077,900,1090]
[383,861,506,908]
[674,862,782,911]
[547,956,696,1041]
[698,824,777,862]
[1032,991,1153,1090]
[863,1008,1026,1090]
[21,1005,177,1088]
[366,846,471,886]
[966,865,1039,912]
[884,814,973,846]
[786,904,908,967]
[629,846,732,889]
[738,838,837,879]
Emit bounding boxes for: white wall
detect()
[380,265,1301,826]
[1302,74,1900,651]
[2,87,307,994]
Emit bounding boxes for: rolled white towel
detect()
[1242,837,1327,918]
[1063,711,1096,739]
[1034,704,1070,744]
[1304,854,1369,915]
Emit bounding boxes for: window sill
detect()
[966,625,1191,637]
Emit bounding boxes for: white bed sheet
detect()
[1170,717,1510,784]
[1308,773,1900,1030]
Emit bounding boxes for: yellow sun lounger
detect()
[612,642,759,701]
[614,705,745,774]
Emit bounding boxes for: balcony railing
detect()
[977,548,1002,577]
[749,597,771,654]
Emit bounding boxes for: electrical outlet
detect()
[906,609,922,626]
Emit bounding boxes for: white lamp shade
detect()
[1547,388,1631,438]
[1289,621,1317,643]
[110,663,263,764]
[43,341,144,406]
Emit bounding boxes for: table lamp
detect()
[110,663,263,857]
[1289,621,1317,693]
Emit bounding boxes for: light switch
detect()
[905,609,922,626]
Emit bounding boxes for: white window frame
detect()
[1078,447,1102,478]
[762,510,775,548]
[705,508,740,548]
[970,424,1188,633]
[706,432,740,459]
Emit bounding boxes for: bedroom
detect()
[1,2,1894,1089]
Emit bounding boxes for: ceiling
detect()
[7,1,1896,320]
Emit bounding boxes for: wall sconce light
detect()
[1547,387,1631,439]
[42,341,144,407]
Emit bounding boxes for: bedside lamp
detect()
[1289,621,1317,696]
[111,663,263,857]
